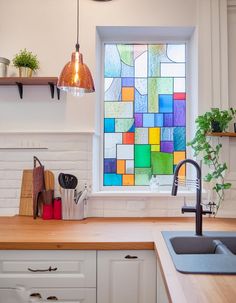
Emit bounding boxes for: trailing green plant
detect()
[188,108,236,213]
[12,49,39,71]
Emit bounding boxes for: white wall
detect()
[0,0,236,217]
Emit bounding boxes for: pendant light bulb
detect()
[57,0,95,97]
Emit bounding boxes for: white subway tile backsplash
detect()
[0,208,19,216]
[0,180,21,188]
[145,209,169,217]
[0,189,17,199]
[103,199,127,210]
[0,171,23,179]
[127,200,146,210]
[0,199,19,208]
[0,133,92,216]
[1,132,236,218]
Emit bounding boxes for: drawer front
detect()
[0,250,96,288]
[0,287,96,303]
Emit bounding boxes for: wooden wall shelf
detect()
[0,77,60,100]
[206,132,236,137]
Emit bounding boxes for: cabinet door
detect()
[0,287,96,303]
[156,258,170,303]
[0,289,19,303]
[0,250,96,288]
[97,250,156,303]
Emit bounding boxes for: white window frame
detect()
[93,26,197,195]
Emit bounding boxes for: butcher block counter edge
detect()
[1,216,236,303]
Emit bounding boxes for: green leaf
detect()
[204,173,213,182]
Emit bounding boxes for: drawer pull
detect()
[28,266,58,272]
[47,296,58,301]
[30,293,42,298]
[125,255,138,259]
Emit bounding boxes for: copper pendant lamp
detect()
[57,0,95,97]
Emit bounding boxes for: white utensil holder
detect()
[61,189,84,220]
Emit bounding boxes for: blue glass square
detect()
[164,113,173,126]
[143,114,155,127]
[104,118,115,133]
[104,173,122,186]
[122,77,134,87]
[135,89,147,113]
[159,94,173,113]
[174,127,186,151]
[154,114,163,126]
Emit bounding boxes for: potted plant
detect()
[12,49,39,77]
[209,108,236,132]
[188,108,236,213]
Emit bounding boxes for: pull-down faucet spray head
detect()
[171,176,178,196]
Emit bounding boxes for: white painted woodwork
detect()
[0,250,96,288]
[156,258,169,303]
[0,287,96,303]
[97,250,156,303]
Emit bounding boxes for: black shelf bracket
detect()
[48,82,60,100]
[48,82,55,99]
[16,82,23,99]
[57,87,60,100]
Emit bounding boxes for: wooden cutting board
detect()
[19,170,33,216]
[19,170,55,216]
[44,170,55,191]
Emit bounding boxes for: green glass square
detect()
[151,152,173,174]
[134,145,151,167]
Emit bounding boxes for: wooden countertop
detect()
[0,216,236,303]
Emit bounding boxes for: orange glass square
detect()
[179,165,186,177]
[123,133,134,144]
[122,87,134,101]
[174,151,186,176]
[174,151,186,165]
[117,160,125,174]
[123,174,134,186]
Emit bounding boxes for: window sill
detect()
[90,190,207,198]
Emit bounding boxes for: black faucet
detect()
[171,159,212,236]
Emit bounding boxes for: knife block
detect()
[61,189,84,220]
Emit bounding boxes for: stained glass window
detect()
[103,44,186,186]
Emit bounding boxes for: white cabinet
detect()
[0,249,158,303]
[156,258,169,303]
[97,250,156,303]
[0,287,96,303]
[0,250,96,303]
[0,250,96,288]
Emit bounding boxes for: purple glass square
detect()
[161,141,174,153]
[174,100,186,126]
[104,159,117,173]
[135,113,143,127]
[164,114,173,127]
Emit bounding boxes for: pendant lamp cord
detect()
[76,0,80,51]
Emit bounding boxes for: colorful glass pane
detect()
[104,44,186,186]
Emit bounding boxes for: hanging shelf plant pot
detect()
[211,121,222,133]
[19,67,33,77]
[12,49,39,78]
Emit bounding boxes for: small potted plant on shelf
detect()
[12,49,39,77]
[188,107,236,213]
[209,108,236,132]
